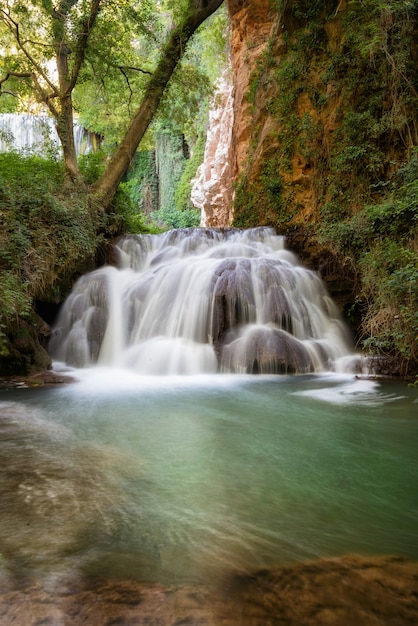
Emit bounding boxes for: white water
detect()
[50,227,361,375]
[0,113,95,156]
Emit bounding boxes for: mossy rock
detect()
[0,317,51,377]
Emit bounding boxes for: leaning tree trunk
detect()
[92,0,224,209]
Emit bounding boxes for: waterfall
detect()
[0,113,97,156]
[49,227,359,375]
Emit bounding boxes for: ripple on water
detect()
[0,401,144,577]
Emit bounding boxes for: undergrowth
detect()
[0,151,152,371]
[0,152,98,306]
[319,150,418,373]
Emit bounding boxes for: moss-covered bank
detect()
[230,0,418,376]
[0,152,149,376]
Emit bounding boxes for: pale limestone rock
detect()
[191,69,234,227]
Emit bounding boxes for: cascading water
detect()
[50,227,358,375]
[0,113,97,156]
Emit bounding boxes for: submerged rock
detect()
[0,407,143,573]
[0,555,417,625]
[221,326,314,374]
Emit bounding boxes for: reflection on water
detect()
[0,373,417,586]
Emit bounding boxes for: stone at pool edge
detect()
[0,370,77,389]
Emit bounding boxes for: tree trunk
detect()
[92,0,224,208]
[54,28,81,181]
[52,1,101,181]
[55,95,80,181]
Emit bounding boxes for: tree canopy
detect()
[0,0,226,205]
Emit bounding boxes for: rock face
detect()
[191,70,234,227]
[193,1,276,226]
[225,0,348,227]
[207,0,418,357]
[195,2,338,228]
[0,316,52,376]
[227,0,279,199]
[215,0,416,234]
[194,0,356,312]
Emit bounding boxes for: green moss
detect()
[175,132,206,212]
[233,155,289,229]
[318,149,418,372]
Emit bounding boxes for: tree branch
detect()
[0,8,58,95]
[0,68,31,101]
[118,67,134,113]
[31,73,60,117]
[0,90,18,98]
[68,0,103,93]
[21,38,55,49]
[1,68,32,83]
[115,64,153,76]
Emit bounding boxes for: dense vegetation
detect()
[0,0,224,201]
[0,151,153,374]
[233,0,418,375]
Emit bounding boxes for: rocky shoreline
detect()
[0,369,77,390]
[0,555,417,625]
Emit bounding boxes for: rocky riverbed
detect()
[0,555,417,625]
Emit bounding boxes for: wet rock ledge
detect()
[0,370,77,389]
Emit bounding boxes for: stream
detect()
[1,372,417,587]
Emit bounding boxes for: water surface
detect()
[0,372,417,586]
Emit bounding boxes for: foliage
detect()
[0,270,31,320]
[0,150,160,372]
[175,132,206,212]
[1,0,226,199]
[0,1,226,375]
[72,2,227,151]
[72,0,160,149]
[0,0,156,114]
[0,153,98,305]
[120,124,208,227]
[151,205,200,229]
[319,150,418,371]
[155,130,188,212]
[155,7,228,141]
[108,185,160,235]
[78,150,107,184]
[122,151,158,214]
[234,153,293,228]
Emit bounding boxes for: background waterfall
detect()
[50,227,359,375]
[0,113,98,156]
